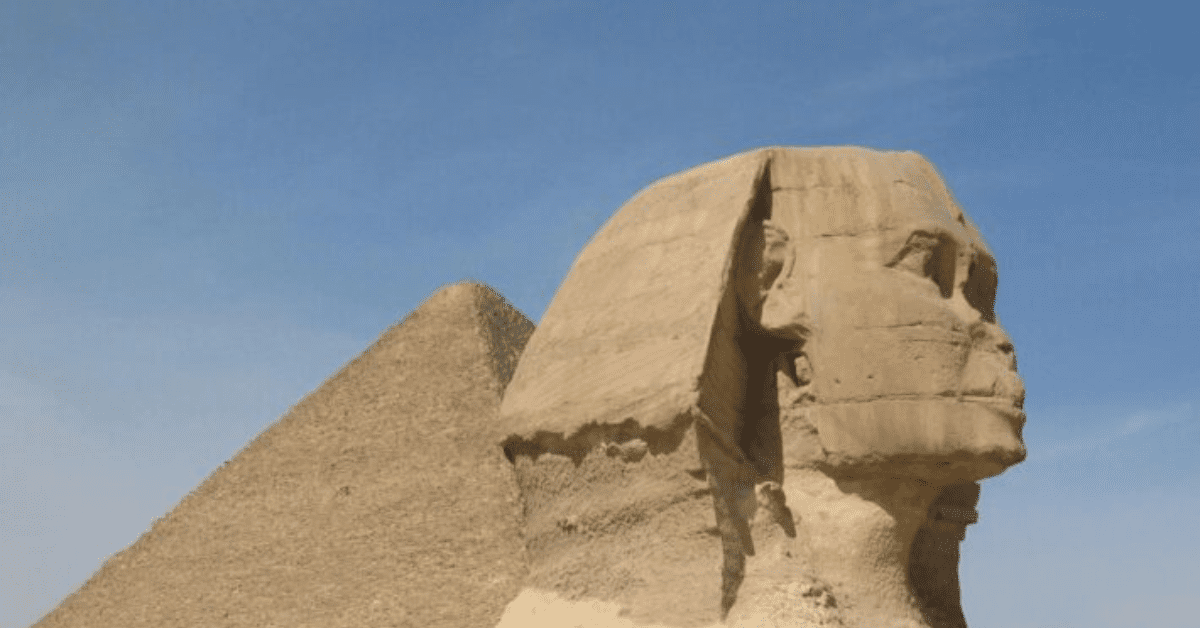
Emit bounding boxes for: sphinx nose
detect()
[996,337,1017,369]
[971,322,1018,370]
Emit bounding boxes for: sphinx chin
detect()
[800,398,1026,484]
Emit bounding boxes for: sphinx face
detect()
[757,152,1026,480]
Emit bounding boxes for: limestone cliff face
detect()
[33,282,533,628]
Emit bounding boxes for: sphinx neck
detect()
[736,468,946,627]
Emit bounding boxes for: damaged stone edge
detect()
[500,411,699,466]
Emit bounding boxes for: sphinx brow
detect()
[905,225,958,239]
[899,227,971,253]
[970,246,997,267]
[884,229,949,262]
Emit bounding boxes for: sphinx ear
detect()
[731,164,767,303]
[759,269,806,339]
[756,224,807,340]
[733,219,767,323]
[730,164,807,340]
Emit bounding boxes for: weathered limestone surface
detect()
[497,147,1026,628]
[32,282,534,628]
[501,151,769,441]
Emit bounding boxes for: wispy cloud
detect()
[816,48,1026,100]
[1035,401,1195,460]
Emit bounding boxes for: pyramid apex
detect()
[424,278,496,301]
[401,281,533,392]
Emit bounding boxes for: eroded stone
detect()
[497,147,1026,627]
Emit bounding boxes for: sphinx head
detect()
[496,147,1026,626]
[730,148,1026,483]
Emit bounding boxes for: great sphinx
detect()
[496,146,1026,628]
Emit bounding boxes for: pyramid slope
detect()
[34,281,535,628]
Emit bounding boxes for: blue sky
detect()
[1,1,1196,626]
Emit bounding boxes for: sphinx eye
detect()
[888,231,955,298]
[963,252,998,323]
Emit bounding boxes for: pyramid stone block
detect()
[33,281,534,628]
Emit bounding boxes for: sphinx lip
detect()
[960,395,1026,427]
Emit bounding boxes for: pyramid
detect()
[33,281,535,628]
